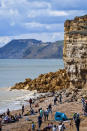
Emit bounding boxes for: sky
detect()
[0,0,87,47]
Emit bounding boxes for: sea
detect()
[0,59,64,113]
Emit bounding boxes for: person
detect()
[18,113,22,119]
[52,125,57,131]
[7,108,10,116]
[30,108,35,115]
[38,115,42,129]
[59,94,62,104]
[81,97,85,107]
[48,104,52,114]
[11,115,16,123]
[28,129,31,131]
[43,123,52,131]
[58,122,66,131]
[44,108,49,121]
[22,105,24,115]
[73,113,78,121]
[49,122,53,128]
[54,96,57,105]
[40,108,44,118]
[14,114,19,121]
[84,103,87,115]
[29,98,32,108]
[74,114,80,131]
[32,121,35,130]
[0,116,2,131]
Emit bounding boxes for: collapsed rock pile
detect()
[11,69,70,93]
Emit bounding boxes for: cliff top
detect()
[64,14,87,35]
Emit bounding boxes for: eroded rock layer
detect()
[63,15,87,89]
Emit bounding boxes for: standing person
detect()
[74,114,80,131]
[84,103,87,115]
[29,98,32,108]
[22,105,24,115]
[58,122,66,131]
[54,96,57,105]
[0,116,2,131]
[44,108,49,121]
[48,103,52,114]
[59,93,62,104]
[40,108,44,118]
[81,97,85,111]
[32,121,35,131]
[38,115,42,130]
[7,108,10,116]
[81,97,85,106]
[52,125,57,131]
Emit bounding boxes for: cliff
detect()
[0,39,63,59]
[11,15,87,96]
[63,15,87,89]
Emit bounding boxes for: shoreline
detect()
[0,88,53,114]
[2,89,87,131]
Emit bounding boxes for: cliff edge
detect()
[63,15,87,89]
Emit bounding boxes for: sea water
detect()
[0,59,64,113]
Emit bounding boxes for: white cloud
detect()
[0,32,64,47]
[0,0,86,42]
[24,22,43,28]
[22,22,64,32]
[49,10,68,16]
[28,9,68,18]
[0,36,12,47]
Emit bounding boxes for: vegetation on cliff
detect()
[11,69,70,93]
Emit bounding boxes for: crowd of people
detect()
[0,108,22,131]
[0,95,86,131]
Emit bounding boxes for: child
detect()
[32,121,35,130]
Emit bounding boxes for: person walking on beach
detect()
[81,97,85,106]
[22,105,24,115]
[59,93,62,104]
[29,98,32,108]
[7,108,10,116]
[44,108,49,121]
[54,96,57,105]
[48,103,52,114]
[38,115,42,130]
[74,113,80,131]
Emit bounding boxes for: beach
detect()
[1,90,87,131]
[0,59,64,113]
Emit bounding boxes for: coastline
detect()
[2,89,87,131]
[0,87,53,114]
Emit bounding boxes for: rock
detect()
[24,84,29,90]
[63,14,87,89]
[10,69,70,92]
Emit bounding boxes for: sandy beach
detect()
[1,91,87,131]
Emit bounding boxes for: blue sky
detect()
[0,0,87,46]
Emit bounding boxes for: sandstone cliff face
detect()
[63,15,87,89]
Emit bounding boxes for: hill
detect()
[0,39,63,59]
